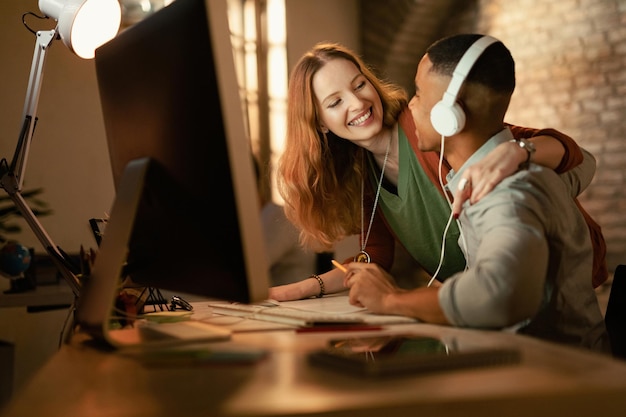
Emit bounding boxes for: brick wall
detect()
[361,0,626,274]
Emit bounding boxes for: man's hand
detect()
[343,262,401,313]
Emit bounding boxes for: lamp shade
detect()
[38,0,122,59]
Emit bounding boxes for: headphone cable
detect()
[427,134,468,287]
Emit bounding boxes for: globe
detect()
[0,241,32,278]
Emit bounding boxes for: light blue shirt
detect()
[439,128,610,352]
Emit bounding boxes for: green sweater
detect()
[376,124,464,279]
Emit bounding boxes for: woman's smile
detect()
[348,108,373,126]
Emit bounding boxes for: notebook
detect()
[205,295,418,328]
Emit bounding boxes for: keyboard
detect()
[206,301,416,327]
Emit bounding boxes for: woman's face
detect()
[312,58,384,143]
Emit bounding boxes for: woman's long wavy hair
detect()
[276,42,408,251]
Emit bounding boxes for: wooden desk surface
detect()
[2,321,626,417]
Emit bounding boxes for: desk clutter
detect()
[99,295,522,378]
[6,314,626,417]
[89,296,522,377]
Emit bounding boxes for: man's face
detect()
[408,54,452,152]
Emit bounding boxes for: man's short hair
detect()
[426,33,515,94]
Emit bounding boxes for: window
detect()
[228,0,287,203]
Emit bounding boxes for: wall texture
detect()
[0,0,115,255]
[361,0,626,275]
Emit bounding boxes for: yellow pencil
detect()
[331,259,347,273]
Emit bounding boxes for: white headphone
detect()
[430,35,499,137]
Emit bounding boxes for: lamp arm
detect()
[7,29,56,191]
[10,192,81,296]
[0,28,81,297]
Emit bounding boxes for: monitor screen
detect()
[76,0,269,330]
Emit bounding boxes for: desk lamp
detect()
[0,0,122,296]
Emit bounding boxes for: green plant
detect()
[0,188,52,244]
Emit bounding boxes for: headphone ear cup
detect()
[430,100,466,137]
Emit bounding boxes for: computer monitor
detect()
[76,0,269,335]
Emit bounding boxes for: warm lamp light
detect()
[0,0,122,296]
[39,0,122,59]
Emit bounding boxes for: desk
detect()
[0,283,74,311]
[2,321,626,417]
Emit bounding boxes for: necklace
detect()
[355,131,392,263]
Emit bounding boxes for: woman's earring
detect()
[320,126,329,134]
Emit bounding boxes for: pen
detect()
[331,259,347,273]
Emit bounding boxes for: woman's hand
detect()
[268,268,347,301]
[452,140,525,217]
[268,283,305,302]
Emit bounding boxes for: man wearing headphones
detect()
[344,34,610,353]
